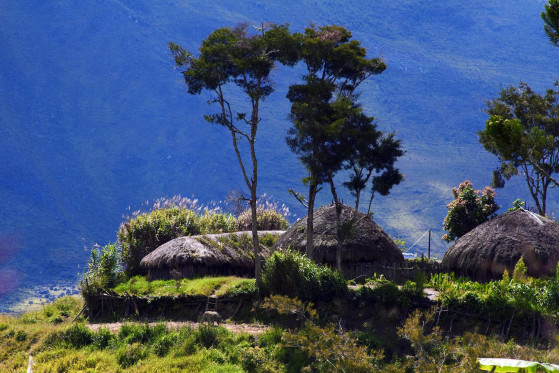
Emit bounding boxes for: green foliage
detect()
[359,280,412,310]
[118,206,237,276]
[237,204,289,231]
[442,180,500,242]
[427,272,559,320]
[195,324,229,349]
[118,323,167,345]
[508,198,526,212]
[117,342,147,368]
[262,295,383,372]
[479,82,558,216]
[19,296,84,325]
[542,0,559,46]
[112,275,256,297]
[0,295,557,372]
[46,323,94,349]
[15,330,26,342]
[170,24,300,281]
[392,236,407,251]
[285,24,400,260]
[80,243,122,295]
[397,310,559,373]
[512,257,528,283]
[258,250,348,302]
[153,333,176,357]
[92,328,115,349]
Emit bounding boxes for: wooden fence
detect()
[342,259,443,283]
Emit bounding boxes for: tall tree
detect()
[286,25,386,260]
[169,23,298,280]
[542,0,559,46]
[342,110,404,211]
[479,83,558,216]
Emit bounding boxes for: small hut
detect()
[442,210,559,281]
[272,204,404,278]
[140,231,284,280]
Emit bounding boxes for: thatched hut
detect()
[272,204,404,278]
[140,231,284,280]
[442,210,559,281]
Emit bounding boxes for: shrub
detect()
[359,281,411,309]
[93,328,114,349]
[195,324,229,349]
[80,243,122,294]
[117,323,166,345]
[199,211,238,234]
[117,343,147,368]
[46,323,94,349]
[262,295,379,373]
[512,257,528,283]
[237,201,289,231]
[507,199,525,212]
[153,334,176,357]
[442,180,500,242]
[258,250,347,302]
[15,330,27,342]
[118,206,237,276]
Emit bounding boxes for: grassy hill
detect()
[0,0,557,311]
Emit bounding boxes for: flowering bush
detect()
[442,180,499,242]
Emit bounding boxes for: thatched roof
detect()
[272,203,404,266]
[140,231,284,279]
[442,210,559,281]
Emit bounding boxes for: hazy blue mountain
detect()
[0,0,557,311]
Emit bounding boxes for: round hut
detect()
[442,209,559,281]
[140,231,284,280]
[272,203,404,278]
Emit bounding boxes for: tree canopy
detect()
[478,83,558,216]
[285,25,403,269]
[542,0,559,46]
[169,23,299,280]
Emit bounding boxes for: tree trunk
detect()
[367,192,374,216]
[250,94,260,281]
[306,183,318,257]
[328,174,343,274]
[354,189,361,210]
[250,188,260,280]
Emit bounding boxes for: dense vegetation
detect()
[117,207,239,276]
[1,287,557,372]
[258,250,348,302]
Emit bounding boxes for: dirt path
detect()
[87,321,269,336]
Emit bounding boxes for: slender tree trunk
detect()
[250,185,260,280]
[328,174,343,274]
[522,164,544,215]
[367,192,374,216]
[250,98,260,281]
[354,189,361,210]
[306,182,318,257]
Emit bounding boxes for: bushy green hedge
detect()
[258,250,347,302]
[118,207,238,276]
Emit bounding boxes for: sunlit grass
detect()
[113,276,256,297]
